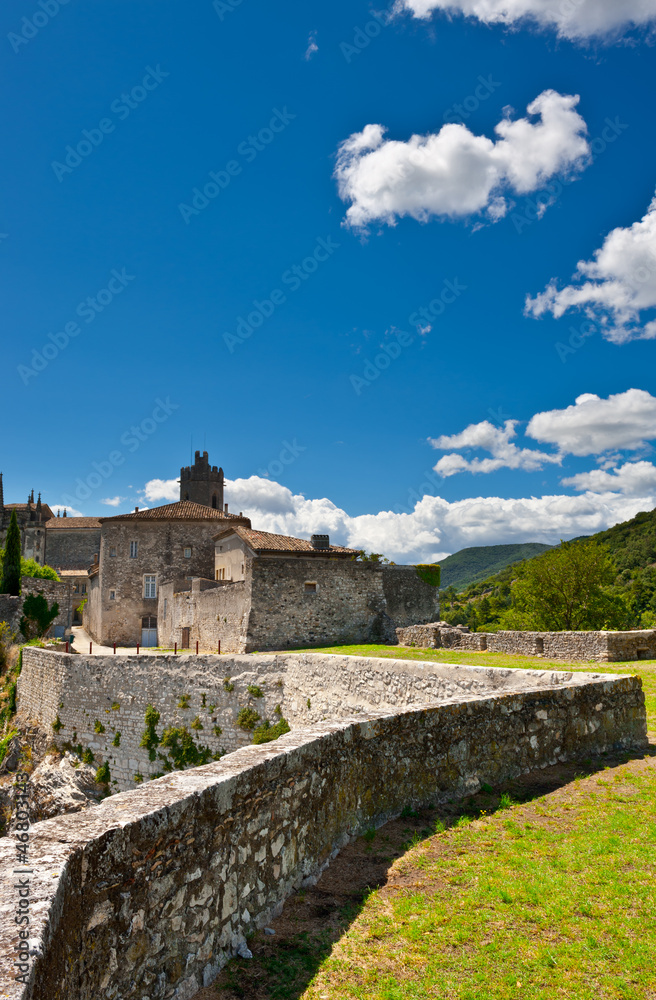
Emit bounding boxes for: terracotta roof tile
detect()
[45,517,101,529]
[215,526,358,555]
[102,501,251,524]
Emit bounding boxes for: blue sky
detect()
[3,0,656,561]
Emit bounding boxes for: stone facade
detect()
[159,560,441,653]
[396,624,656,662]
[43,517,100,571]
[85,503,251,646]
[2,651,647,1000]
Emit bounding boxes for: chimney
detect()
[135,506,139,513]
[62,509,67,518]
[224,503,229,514]
[311,534,330,550]
[93,553,99,564]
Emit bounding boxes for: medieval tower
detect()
[179,451,224,509]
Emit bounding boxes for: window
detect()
[109,590,116,600]
[109,548,117,558]
[305,582,318,593]
[216,567,226,580]
[130,541,138,558]
[184,547,192,559]
[73,584,80,595]
[144,575,157,599]
[81,584,87,595]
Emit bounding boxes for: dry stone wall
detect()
[0,579,73,639]
[396,624,656,662]
[0,660,647,1000]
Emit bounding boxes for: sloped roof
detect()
[214,525,358,556]
[45,517,101,529]
[102,501,251,524]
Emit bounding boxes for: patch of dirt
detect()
[192,740,656,999]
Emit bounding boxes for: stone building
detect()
[0,474,100,576]
[86,501,251,646]
[179,450,224,509]
[0,476,53,563]
[158,527,441,652]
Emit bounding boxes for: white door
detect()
[141,628,157,646]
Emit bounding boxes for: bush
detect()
[236,707,261,730]
[252,717,290,744]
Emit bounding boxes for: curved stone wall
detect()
[0,656,647,999]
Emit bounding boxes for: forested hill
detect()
[573,508,656,572]
[439,506,656,632]
[439,543,553,591]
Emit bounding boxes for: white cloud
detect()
[527,390,656,455]
[395,0,656,41]
[429,419,561,476]
[561,461,656,495]
[101,496,125,507]
[335,90,590,229]
[50,505,85,518]
[526,194,656,343]
[143,478,179,503]
[223,475,653,562]
[305,30,318,59]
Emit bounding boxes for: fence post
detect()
[196,640,199,655]
[65,642,69,654]
[136,644,140,655]
[174,642,177,655]
[113,642,116,655]
[218,640,221,655]
[89,642,92,655]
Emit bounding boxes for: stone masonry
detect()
[1,650,647,1000]
[160,557,441,653]
[396,623,656,662]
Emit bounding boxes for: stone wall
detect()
[396,624,656,662]
[0,659,647,1000]
[44,526,100,571]
[16,647,646,794]
[161,562,441,654]
[0,579,72,638]
[158,578,250,653]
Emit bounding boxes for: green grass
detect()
[291,643,656,730]
[219,643,656,1000]
[303,756,656,1000]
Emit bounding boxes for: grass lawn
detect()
[199,646,656,1000]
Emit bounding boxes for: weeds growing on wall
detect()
[252,717,290,744]
[237,706,261,730]
[138,704,224,775]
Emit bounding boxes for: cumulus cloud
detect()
[395,0,656,41]
[527,390,656,456]
[50,505,84,518]
[222,475,653,563]
[429,419,561,476]
[525,194,656,343]
[143,478,179,503]
[334,91,589,230]
[561,461,656,496]
[101,496,125,507]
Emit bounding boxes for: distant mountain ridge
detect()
[439,543,553,591]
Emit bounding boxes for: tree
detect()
[505,539,629,632]
[0,511,21,596]
[0,551,59,583]
[19,593,60,641]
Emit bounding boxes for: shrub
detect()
[139,704,161,761]
[177,693,190,709]
[20,593,60,641]
[236,707,261,730]
[82,748,94,765]
[190,716,203,731]
[95,761,111,785]
[252,717,290,744]
[112,732,121,747]
[247,684,264,698]
[93,720,105,734]
[223,677,234,692]
[51,714,63,733]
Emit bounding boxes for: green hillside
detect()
[439,506,656,632]
[439,543,553,591]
